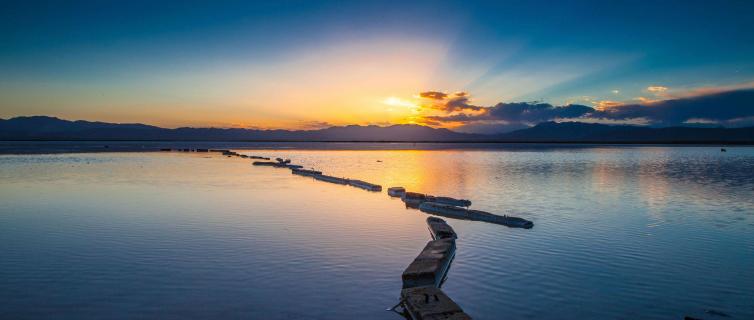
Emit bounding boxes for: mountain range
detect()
[1,116,752,143]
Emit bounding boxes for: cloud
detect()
[419,91,485,112]
[419,91,448,100]
[647,86,668,93]
[591,88,754,126]
[595,100,624,109]
[488,102,593,122]
[415,87,754,133]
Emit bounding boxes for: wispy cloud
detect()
[647,85,668,93]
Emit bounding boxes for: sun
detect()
[382,96,420,113]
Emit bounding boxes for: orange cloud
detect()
[595,100,624,110]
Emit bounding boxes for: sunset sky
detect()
[2,0,754,133]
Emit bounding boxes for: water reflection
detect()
[1,146,753,319]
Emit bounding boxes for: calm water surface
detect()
[1,146,753,319]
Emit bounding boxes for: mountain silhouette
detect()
[1,116,752,143]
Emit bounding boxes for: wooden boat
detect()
[348,179,382,191]
[252,161,277,166]
[402,192,429,207]
[431,196,471,207]
[402,238,456,289]
[291,168,322,176]
[420,202,533,229]
[387,187,406,197]
[312,174,348,185]
[400,286,470,320]
[426,217,457,240]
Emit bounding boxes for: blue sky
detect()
[2,0,754,132]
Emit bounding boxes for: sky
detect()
[2,0,754,133]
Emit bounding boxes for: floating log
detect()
[419,202,533,229]
[426,217,457,240]
[401,286,471,320]
[402,238,455,289]
[347,179,382,192]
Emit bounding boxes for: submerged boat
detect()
[419,202,468,217]
[467,209,534,229]
[400,286,470,320]
[419,202,533,229]
[402,238,456,289]
[291,168,322,176]
[312,174,349,185]
[426,217,457,240]
[387,187,406,197]
[401,192,429,207]
[431,196,471,207]
[348,179,382,192]
[252,161,278,166]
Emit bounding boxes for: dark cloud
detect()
[417,88,754,134]
[488,102,593,123]
[591,89,754,125]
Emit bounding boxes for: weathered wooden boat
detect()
[418,202,467,217]
[426,217,457,240]
[467,209,533,228]
[252,161,278,166]
[387,187,406,197]
[401,192,429,207]
[402,238,455,289]
[291,168,322,176]
[312,174,349,185]
[419,202,533,229]
[348,179,382,191]
[430,196,471,207]
[400,286,471,320]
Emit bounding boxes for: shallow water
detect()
[1,146,753,319]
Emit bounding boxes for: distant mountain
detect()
[0,116,479,141]
[1,116,752,143]
[495,121,754,143]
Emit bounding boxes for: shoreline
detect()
[1,140,751,155]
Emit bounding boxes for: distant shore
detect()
[1,140,751,154]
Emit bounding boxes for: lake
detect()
[1,144,753,319]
